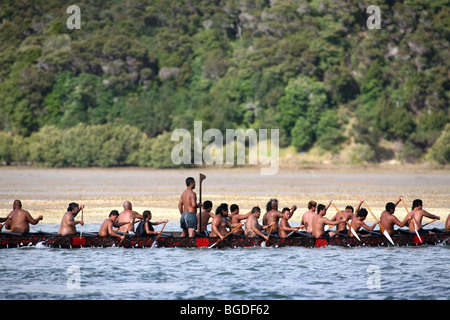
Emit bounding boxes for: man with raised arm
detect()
[408,199,440,234]
[379,196,409,235]
[58,202,83,236]
[3,200,43,234]
[311,203,343,238]
[178,177,201,237]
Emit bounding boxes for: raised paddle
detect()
[400,197,422,243]
[151,219,168,248]
[363,201,395,245]
[331,202,361,241]
[209,223,243,248]
[118,218,134,247]
[79,205,84,239]
[198,173,206,234]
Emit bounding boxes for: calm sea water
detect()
[1,223,448,301]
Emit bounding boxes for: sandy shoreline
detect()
[0,166,448,225]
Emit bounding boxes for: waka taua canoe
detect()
[0,228,448,249]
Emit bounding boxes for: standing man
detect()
[58,202,84,235]
[178,177,201,237]
[3,200,43,233]
[117,201,144,234]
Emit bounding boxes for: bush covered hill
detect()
[0,0,449,167]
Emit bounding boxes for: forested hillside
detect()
[0,0,449,167]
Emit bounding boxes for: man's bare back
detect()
[6,207,42,234]
[117,201,143,233]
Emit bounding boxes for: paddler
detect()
[229,204,251,237]
[196,200,214,237]
[117,201,144,234]
[407,199,440,234]
[135,210,168,236]
[58,202,84,236]
[244,206,270,241]
[311,203,344,238]
[98,210,128,239]
[348,208,379,237]
[278,207,303,238]
[379,196,409,235]
[210,203,239,240]
[445,214,449,232]
[330,200,363,236]
[262,198,284,236]
[300,200,317,233]
[3,200,43,234]
[178,177,202,237]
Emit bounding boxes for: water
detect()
[1,224,448,300]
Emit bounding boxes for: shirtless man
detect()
[446,215,450,232]
[230,204,251,236]
[210,203,234,240]
[58,202,84,236]
[263,199,284,235]
[178,177,201,237]
[3,200,43,233]
[197,200,214,236]
[408,199,440,234]
[117,201,144,233]
[311,203,343,238]
[244,206,270,241]
[99,210,128,239]
[330,200,363,234]
[349,208,379,237]
[278,207,303,238]
[301,200,317,233]
[379,197,409,235]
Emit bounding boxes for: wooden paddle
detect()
[209,223,243,248]
[331,202,361,241]
[151,220,168,248]
[400,197,422,243]
[265,223,275,246]
[79,205,84,239]
[118,218,134,247]
[363,201,395,245]
[198,173,206,233]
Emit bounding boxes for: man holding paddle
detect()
[408,199,440,234]
[379,197,409,235]
[58,202,84,236]
[178,177,202,237]
[3,200,43,234]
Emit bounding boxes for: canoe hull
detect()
[1,229,448,249]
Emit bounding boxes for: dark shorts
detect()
[180,212,197,230]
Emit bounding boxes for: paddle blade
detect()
[200,173,206,182]
[382,229,395,246]
[414,229,423,243]
[208,241,218,249]
[350,227,361,241]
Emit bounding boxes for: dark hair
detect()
[203,200,212,210]
[67,202,79,212]
[282,207,290,213]
[109,210,119,217]
[357,208,368,218]
[317,204,325,213]
[385,202,396,212]
[215,203,228,215]
[143,210,151,220]
[186,177,195,187]
[252,206,261,213]
[345,205,354,213]
[266,198,278,212]
[230,204,239,212]
[412,199,422,210]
